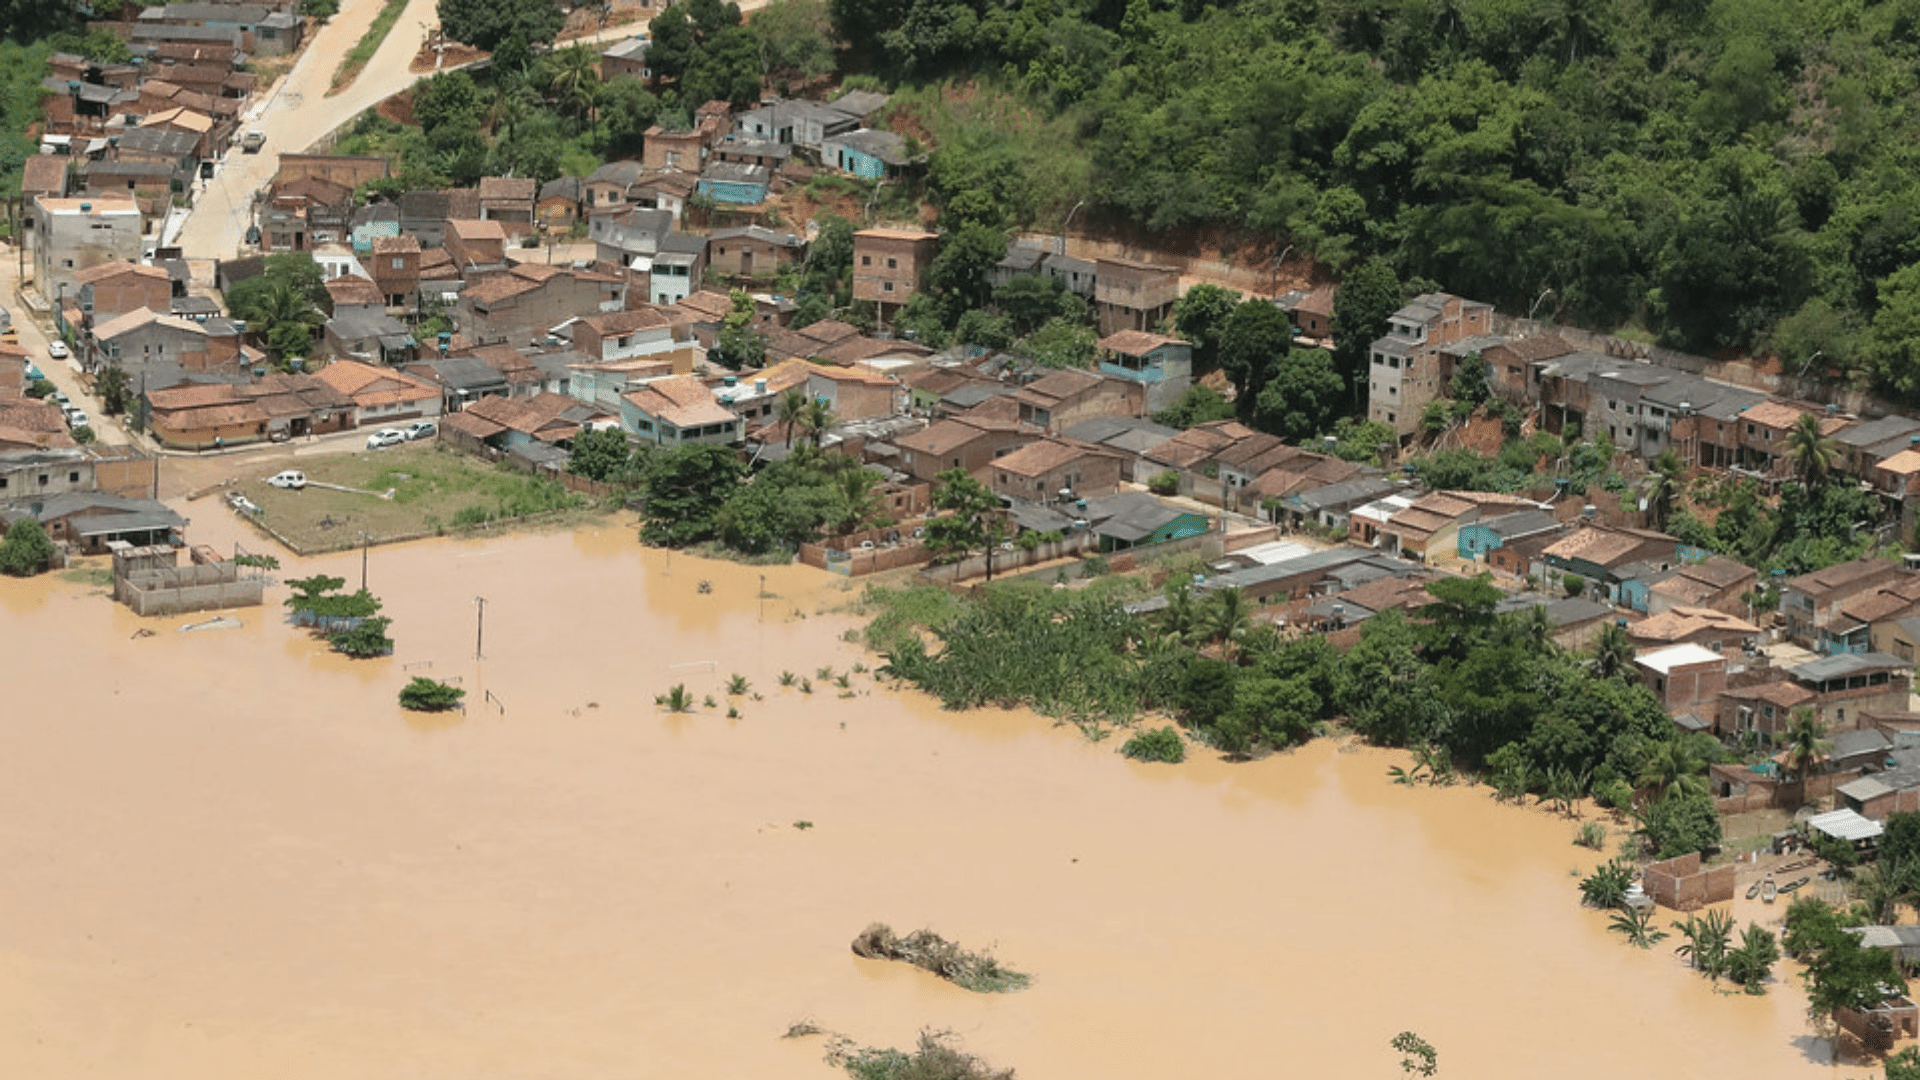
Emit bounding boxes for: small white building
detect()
[32,196,143,303]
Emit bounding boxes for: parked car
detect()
[50,391,69,407]
[366,428,406,449]
[241,130,265,153]
[403,420,437,441]
[22,362,41,380]
[65,409,89,430]
[46,341,68,360]
[266,470,307,489]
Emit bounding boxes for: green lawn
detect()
[237,444,593,553]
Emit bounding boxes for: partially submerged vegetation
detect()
[825,1029,1015,1080]
[851,923,1030,994]
[399,677,466,712]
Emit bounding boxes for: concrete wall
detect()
[118,559,265,616]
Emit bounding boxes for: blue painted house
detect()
[1456,508,1561,561]
[696,163,770,205]
[1097,330,1193,415]
[822,129,911,181]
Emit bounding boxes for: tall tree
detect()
[1171,284,1241,372]
[1218,299,1295,416]
[437,0,564,50]
[923,468,1006,576]
[640,443,745,546]
[1780,706,1832,786]
[927,225,1008,315]
[775,388,807,448]
[1250,348,1344,441]
[1330,257,1401,403]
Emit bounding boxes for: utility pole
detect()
[474,595,486,659]
[359,531,370,591]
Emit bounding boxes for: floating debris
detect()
[178,615,243,633]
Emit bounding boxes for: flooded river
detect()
[0,500,1845,1078]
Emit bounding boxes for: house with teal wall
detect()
[696,163,770,205]
[1457,508,1560,561]
[822,129,911,181]
[1084,491,1210,553]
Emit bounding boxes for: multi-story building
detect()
[1365,292,1493,437]
[32,196,143,303]
[852,227,938,327]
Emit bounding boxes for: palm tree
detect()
[833,467,879,534]
[1647,448,1686,529]
[775,389,806,448]
[1590,619,1634,680]
[1784,411,1840,488]
[1856,858,1914,925]
[1161,580,1200,642]
[802,398,836,449]
[546,45,601,128]
[1780,706,1832,785]
[1203,587,1250,661]
[1636,738,1709,802]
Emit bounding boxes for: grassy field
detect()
[236,444,594,553]
[329,0,411,93]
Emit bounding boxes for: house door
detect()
[741,249,754,277]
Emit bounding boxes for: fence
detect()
[117,559,265,616]
[917,532,1099,584]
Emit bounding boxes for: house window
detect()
[0,478,7,489]
[883,282,893,293]
[887,257,897,269]
[68,472,78,483]
[861,255,871,266]
[39,474,49,485]
[391,258,404,269]
[1387,412,1395,423]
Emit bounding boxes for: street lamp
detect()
[1269,244,1294,298]
[1528,287,1555,323]
[1058,200,1086,256]
[1798,349,1825,381]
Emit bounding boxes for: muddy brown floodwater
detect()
[0,506,1845,1078]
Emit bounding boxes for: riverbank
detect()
[0,522,1837,1079]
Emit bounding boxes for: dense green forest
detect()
[831,0,1920,396]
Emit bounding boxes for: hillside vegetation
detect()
[839,0,1920,395]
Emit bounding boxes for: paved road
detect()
[0,247,130,446]
[175,1,652,263]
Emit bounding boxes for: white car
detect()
[47,341,68,360]
[266,470,307,489]
[366,428,406,449]
[65,410,89,430]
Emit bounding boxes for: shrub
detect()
[328,615,394,657]
[850,923,1030,993]
[1593,778,1635,811]
[1575,821,1607,849]
[655,684,694,712]
[399,677,465,711]
[1120,726,1185,763]
[1579,860,1632,908]
[1148,469,1181,495]
[0,519,56,576]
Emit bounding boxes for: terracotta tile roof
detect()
[372,234,420,254]
[325,274,383,307]
[147,382,244,409]
[477,176,537,202]
[0,399,70,434]
[312,359,438,406]
[440,409,505,439]
[992,436,1120,478]
[465,344,540,380]
[1740,400,1809,429]
[20,156,67,196]
[1876,449,1920,476]
[1544,525,1672,567]
[1098,329,1183,356]
[1016,368,1102,404]
[1787,556,1899,600]
[0,423,78,450]
[1628,606,1759,644]
[1293,283,1336,317]
[623,375,737,429]
[581,308,670,335]
[1724,679,1815,709]
[672,290,734,320]
[461,275,539,305]
[72,260,168,285]
[92,308,203,342]
[447,218,508,242]
[816,336,928,365]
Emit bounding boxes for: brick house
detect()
[367,234,420,311]
[90,309,242,375]
[1646,554,1757,617]
[1787,652,1914,732]
[1010,368,1144,432]
[1366,292,1494,437]
[1636,644,1727,716]
[643,125,708,173]
[312,358,442,426]
[456,265,625,346]
[895,415,1034,484]
[1780,556,1904,649]
[584,160,645,213]
[477,176,537,238]
[71,261,171,330]
[852,228,939,326]
[989,437,1126,504]
[707,225,805,279]
[1627,606,1761,657]
[1093,256,1180,336]
[444,218,509,273]
[537,177,583,230]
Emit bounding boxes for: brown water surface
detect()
[0,508,1841,1078]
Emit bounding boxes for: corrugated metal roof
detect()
[1808,808,1886,842]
